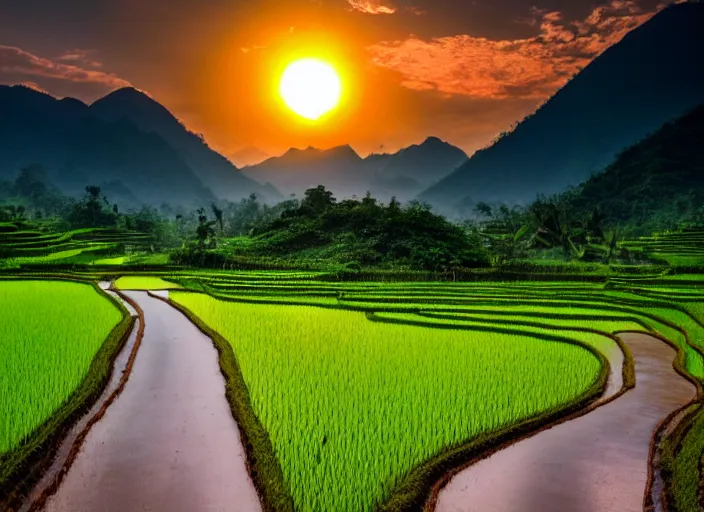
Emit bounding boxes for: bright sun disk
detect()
[279,58,341,120]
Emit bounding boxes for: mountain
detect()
[366,137,468,200]
[0,85,214,207]
[90,87,278,202]
[243,145,370,198]
[243,137,467,200]
[420,2,704,211]
[231,146,271,167]
[564,104,704,234]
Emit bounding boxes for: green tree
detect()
[67,186,118,228]
[300,185,336,216]
[211,203,224,233]
[196,208,217,249]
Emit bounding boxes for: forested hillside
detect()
[564,104,704,234]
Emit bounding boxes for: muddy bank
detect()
[434,333,695,512]
[40,291,261,512]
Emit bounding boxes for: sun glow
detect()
[279,58,342,120]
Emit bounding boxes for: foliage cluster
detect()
[237,186,490,271]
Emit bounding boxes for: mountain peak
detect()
[58,96,88,109]
[89,87,277,201]
[92,87,167,117]
[280,144,360,160]
[421,136,444,145]
[328,144,361,159]
[96,86,155,104]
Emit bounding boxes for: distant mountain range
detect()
[243,136,467,201]
[230,147,271,167]
[0,85,278,208]
[420,2,704,211]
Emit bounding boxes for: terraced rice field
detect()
[0,280,124,454]
[171,292,605,511]
[160,271,704,511]
[621,228,704,266]
[2,267,704,512]
[0,222,155,266]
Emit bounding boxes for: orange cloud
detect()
[57,48,103,68]
[347,0,396,15]
[368,0,659,99]
[0,45,129,88]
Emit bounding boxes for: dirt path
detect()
[434,333,695,512]
[40,291,261,512]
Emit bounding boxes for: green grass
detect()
[171,291,603,512]
[0,280,123,453]
[113,276,182,290]
[91,256,129,265]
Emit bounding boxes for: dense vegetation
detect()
[0,280,122,453]
[562,104,704,235]
[177,186,489,271]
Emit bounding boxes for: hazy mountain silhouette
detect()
[420,2,704,211]
[0,85,214,206]
[565,103,704,233]
[243,145,370,198]
[366,137,467,200]
[243,137,467,200]
[90,87,278,202]
[230,146,271,167]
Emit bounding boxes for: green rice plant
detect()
[0,280,123,454]
[92,256,130,265]
[171,291,603,512]
[176,275,704,512]
[113,276,182,290]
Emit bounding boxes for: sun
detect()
[279,58,342,120]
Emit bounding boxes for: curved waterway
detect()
[434,333,695,512]
[37,291,261,512]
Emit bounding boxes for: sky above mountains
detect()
[0,0,671,164]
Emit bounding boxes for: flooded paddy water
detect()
[435,333,696,512]
[36,291,260,512]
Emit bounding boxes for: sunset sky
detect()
[0,0,669,165]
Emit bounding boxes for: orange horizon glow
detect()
[1,0,665,165]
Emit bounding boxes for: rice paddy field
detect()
[0,222,156,268]
[0,280,124,454]
[155,269,702,511]
[113,276,183,290]
[1,264,704,511]
[621,228,704,266]
[171,292,605,511]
